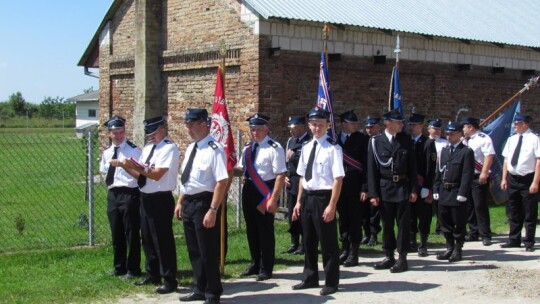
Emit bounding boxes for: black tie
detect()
[345,134,350,143]
[137,145,156,188]
[511,135,523,167]
[105,146,119,186]
[181,143,197,184]
[304,141,317,182]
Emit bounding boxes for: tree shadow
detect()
[339,280,440,293]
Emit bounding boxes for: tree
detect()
[8,92,26,116]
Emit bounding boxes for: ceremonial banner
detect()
[389,66,404,119]
[316,52,337,141]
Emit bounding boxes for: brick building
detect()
[78,0,540,149]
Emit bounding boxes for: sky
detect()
[0,1,113,104]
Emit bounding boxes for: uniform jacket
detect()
[286,133,312,195]
[434,142,474,206]
[367,132,418,202]
[413,134,437,192]
[338,131,369,193]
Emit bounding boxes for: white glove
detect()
[420,188,430,199]
[433,193,439,200]
[457,195,467,202]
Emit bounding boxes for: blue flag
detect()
[483,99,521,204]
[389,66,404,118]
[316,52,337,141]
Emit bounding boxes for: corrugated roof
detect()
[244,0,540,48]
[67,90,99,102]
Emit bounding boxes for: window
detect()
[88,109,97,117]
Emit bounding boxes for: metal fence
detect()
[0,129,289,253]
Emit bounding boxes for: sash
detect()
[343,152,363,172]
[245,144,272,214]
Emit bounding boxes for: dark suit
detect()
[337,131,369,250]
[410,135,437,248]
[434,143,474,242]
[367,132,417,254]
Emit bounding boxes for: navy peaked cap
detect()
[185,108,208,123]
[427,118,442,128]
[104,115,126,129]
[513,112,532,123]
[339,110,359,123]
[288,115,306,126]
[445,122,461,133]
[408,113,425,124]
[143,116,166,135]
[382,109,403,121]
[461,117,480,127]
[364,115,380,126]
[247,113,270,126]
[307,107,330,121]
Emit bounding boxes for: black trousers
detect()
[286,191,302,237]
[337,190,362,245]
[107,187,141,274]
[301,190,339,288]
[466,177,492,238]
[241,179,276,275]
[379,200,411,253]
[506,174,539,246]
[182,192,222,300]
[140,191,177,285]
[410,196,433,236]
[438,203,467,243]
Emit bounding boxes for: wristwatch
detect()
[209,206,219,213]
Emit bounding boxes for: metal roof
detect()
[67,90,99,102]
[244,0,540,48]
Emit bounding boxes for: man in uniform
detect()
[407,113,436,257]
[100,115,142,278]
[427,118,448,235]
[461,117,495,246]
[234,113,286,281]
[362,116,382,246]
[120,116,179,294]
[336,110,369,267]
[500,113,540,252]
[175,109,228,304]
[292,107,344,296]
[367,109,417,273]
[433,122,474,262]
[282,115,311,255]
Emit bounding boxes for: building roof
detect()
[244,0,540,48]
[67,90,99,102]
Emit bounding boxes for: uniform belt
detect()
[304,189,332,195]
[381,175,408,182]
[443,182,458,189]
[109,186,139,192]
[183,191,213,201]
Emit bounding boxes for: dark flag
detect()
[316,52,337,141]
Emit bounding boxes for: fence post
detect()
[236,129,242,228]
[87,130,95,246]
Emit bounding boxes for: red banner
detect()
[210,67,237,171]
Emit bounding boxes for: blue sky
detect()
[0,1,112,104]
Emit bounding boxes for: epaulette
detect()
[268,140,278,148]
[164,139,172,144]
[126,140,137,148]
[208,141,218,150]
[327,137,337,145]
[478,133,486,138]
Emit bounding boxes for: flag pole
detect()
[323,23,329,67]
[479,75,539,127]
[389,35,401,110]
[219,40,228,275]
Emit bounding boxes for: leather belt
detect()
[443,182,458,189]
[183,191,213,201]
[381,175,408,182]
[304,189,332,195]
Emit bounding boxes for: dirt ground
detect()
[117,233,540,304]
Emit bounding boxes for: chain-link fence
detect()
[0,128,290,253]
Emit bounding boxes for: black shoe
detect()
[155,282,177,294]
[465,235,479,242]
[180,292,206,302]
[125,271,142,279]
[390,259,408,273]
[294,246,305,255]
[256,273,272,281]
[482,238,492,246]
[343,255,358,267]
[319,286,337,296]
[240,267,259,277]
[361,236,370,245]
[418,247,428,257]
[373,257,396,270]
[436,249,453,260]
[282,245,298,254]
[339,251,349,265]
[367,235,378,246]
[500,241,521,248]
[525,246,535,252]
[292,281,319,290]
[204,299,220,304]
[134,277,161,286]
[448,250,462,263]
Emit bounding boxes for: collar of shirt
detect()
[297,132,308,141]
[313,134,328,146]
[194,133,215,149]
[412,134,422,143]
[384,130,395,142]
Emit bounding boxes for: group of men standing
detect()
[99,104,539,301]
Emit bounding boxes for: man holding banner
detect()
[235,113,286,282]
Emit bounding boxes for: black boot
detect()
[339,240,350,265]
[282,234,299,254]
[436,240,455,260]
[409,233,418,253]
[390,253,408,273]
[418,234,429,257]
[343,243,359,267]
[449,241,463,262]
[374,251,395,270]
